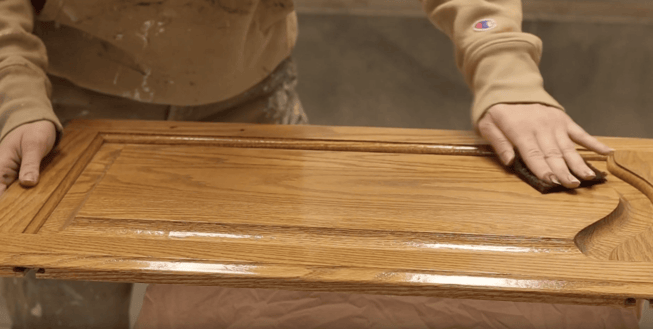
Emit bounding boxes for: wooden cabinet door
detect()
[1,119,653,308]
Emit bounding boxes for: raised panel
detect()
[1,120,653,307]
[45,143,619,239]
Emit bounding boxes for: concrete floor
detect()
[2,12,653,329]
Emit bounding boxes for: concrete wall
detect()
[294,14,653,139]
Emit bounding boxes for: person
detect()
[0,0,633,328]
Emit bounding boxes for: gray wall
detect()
[294,14,653,139]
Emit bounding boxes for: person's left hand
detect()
[477,103,613,189]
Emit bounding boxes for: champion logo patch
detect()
[473,19,497,31]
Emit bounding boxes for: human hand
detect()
[477,104,613,188]
[0,120,56,196]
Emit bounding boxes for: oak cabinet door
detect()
[1,119,653,308]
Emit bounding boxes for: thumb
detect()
[19,134,53,187]
[477,118,516,166]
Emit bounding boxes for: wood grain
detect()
[0,125,100,233]
[603,151,653,261]
[102,133,497,156]
[8,256,641,307]
[39,143,125,234]
[0,233,650,307]
[63,217,579,254]
[574,161,653,261]
[67,144,619,239]
[70,120,489,144]
[0,120,652,307]
[613,151,653,199]
[573,155,653,262]
[28,260,650,308]
[77,119,653,153]
[22,134,106,234]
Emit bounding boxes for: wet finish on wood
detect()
[0,124,100,233]
[576,151,653,262]
[1,120,653,307]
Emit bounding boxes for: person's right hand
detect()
[0,120,56,196]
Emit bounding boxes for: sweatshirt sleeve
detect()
[0,0,62,143]
[420,0,564,126]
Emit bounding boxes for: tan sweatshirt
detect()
[0,0,562,142]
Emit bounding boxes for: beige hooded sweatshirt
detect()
[0,0,562,142]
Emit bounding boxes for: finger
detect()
[511,135,557,184]
[0,144,19,196]
[0,169,17,187]
[18,135,50,187]
[478,120,515,166]
[0,164,18,197]
[536,131,579,188]
[555,129,596,180]
[567,120,613,155]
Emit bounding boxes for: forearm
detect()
[0,0,62,143]
[420,0,562,126]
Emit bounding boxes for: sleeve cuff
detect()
[0,64,63,145]
[0,112,63,147]
[467,34,564,126]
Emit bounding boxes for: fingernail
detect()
[585,170,596,179]
[504,155,515,166]
[569,174,581,185]
[23,173,36,184]
[501,152,514,166]
[550,175,561,185]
